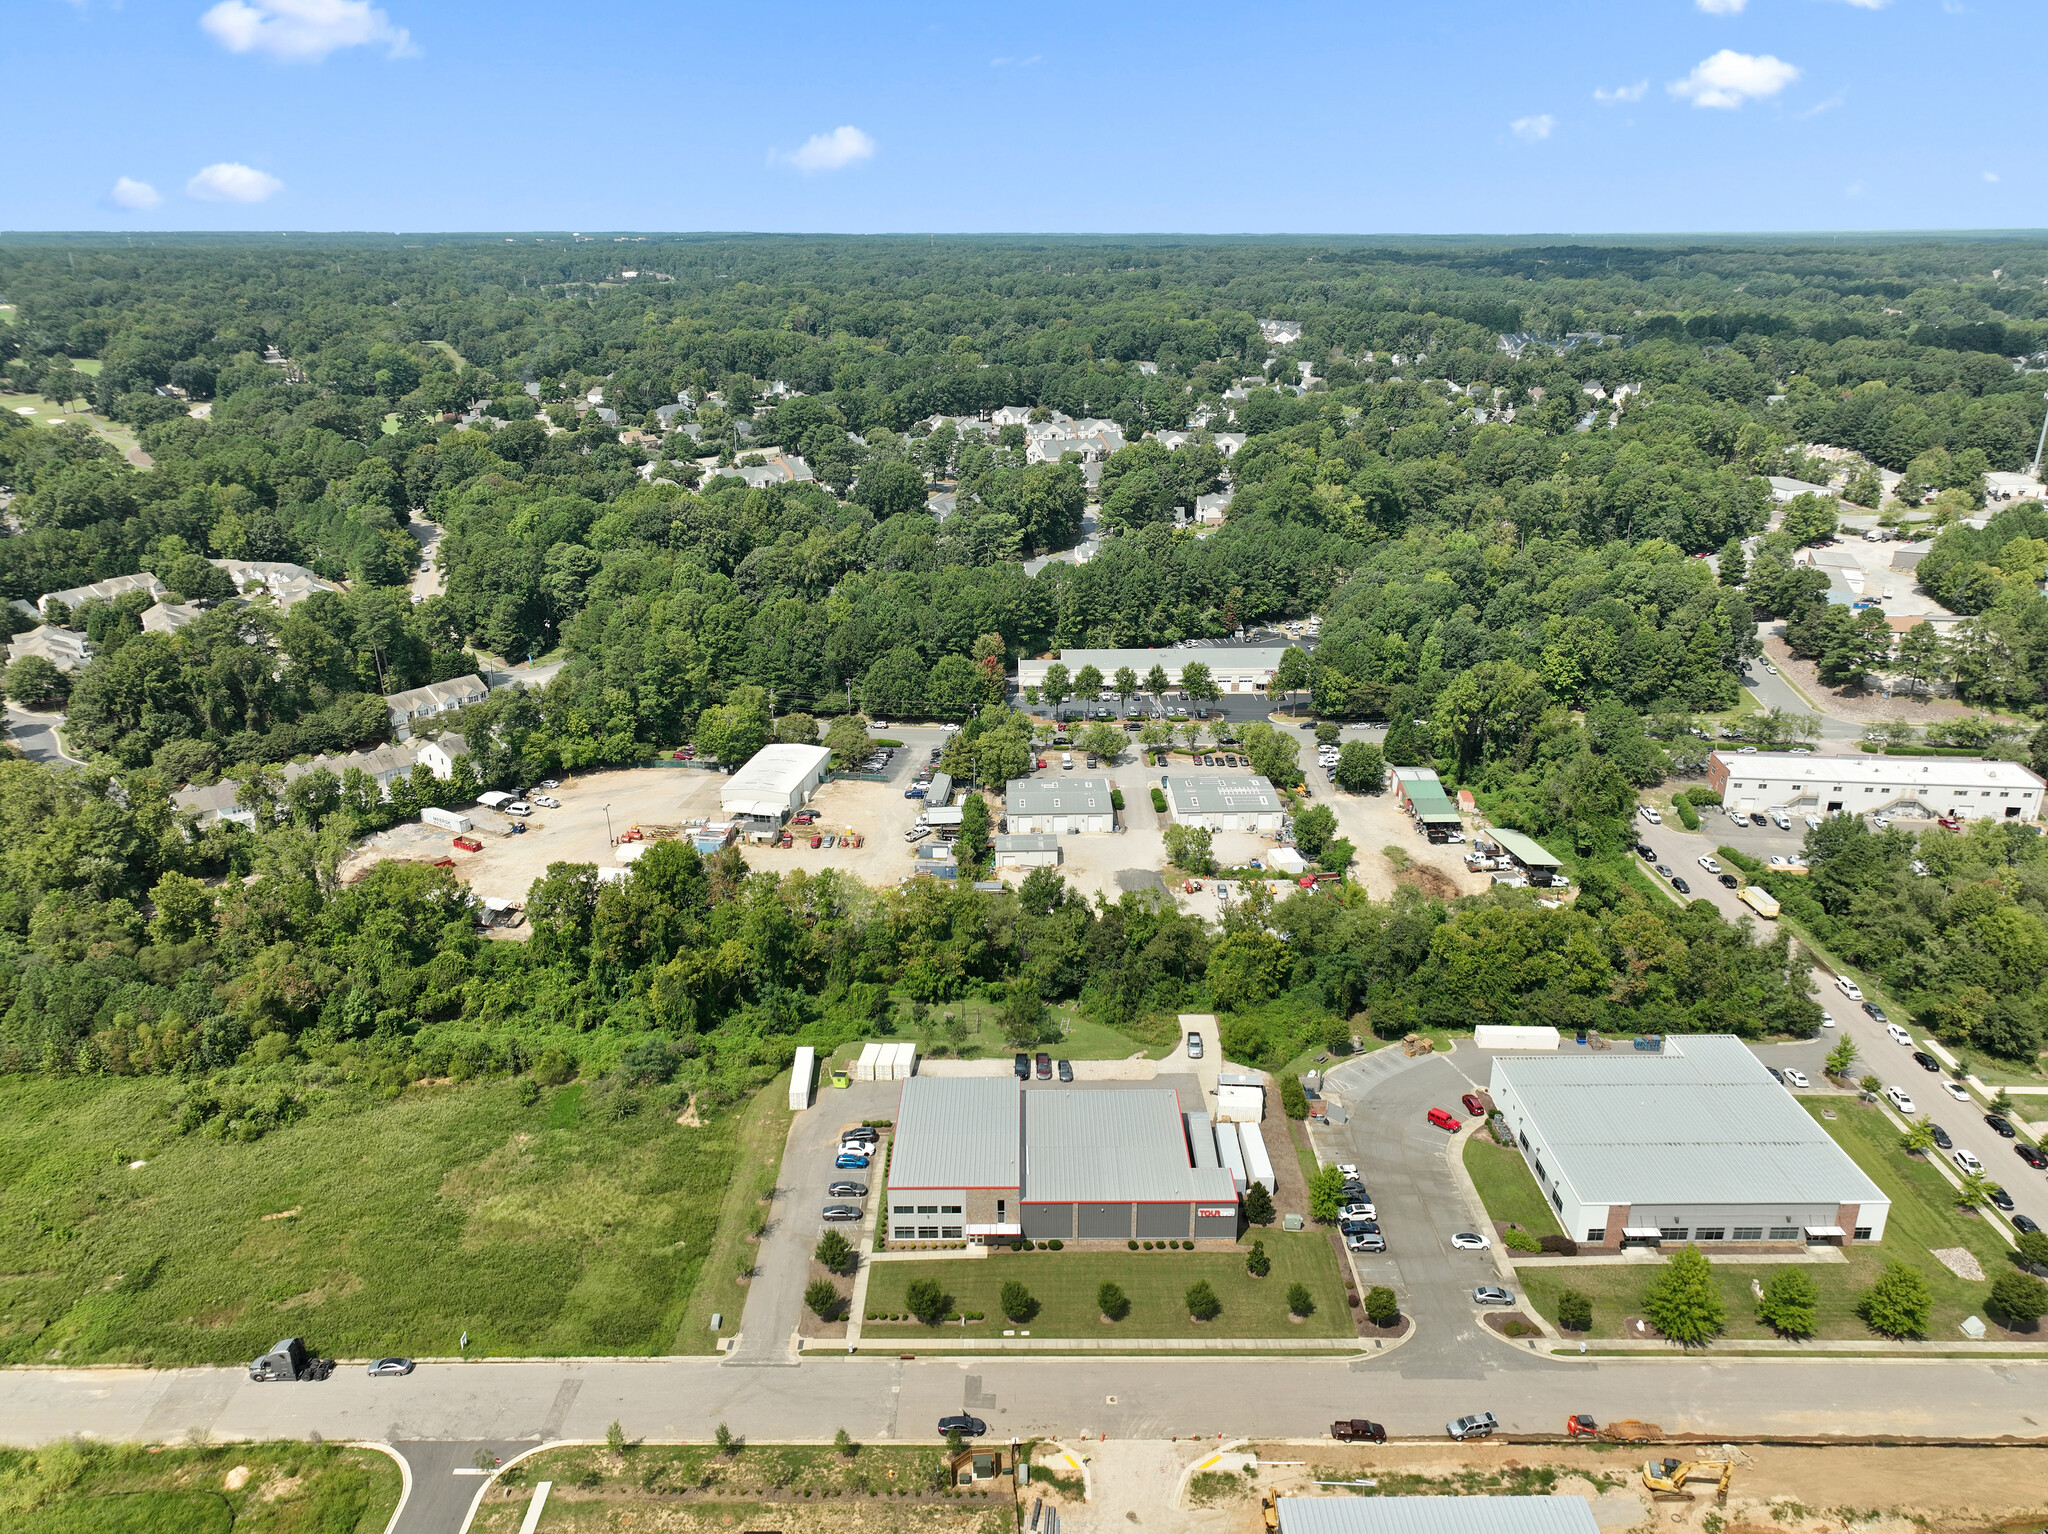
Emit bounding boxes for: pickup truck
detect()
[1329,1418,1386,1443]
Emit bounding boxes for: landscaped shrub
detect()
[1365,1286,1399,1326]
[1186,1279,1221,1321]
[1246,1240,1271,1278]
[1128,1239,1138,1250]
[1143,1240,1153,1249]
[1150,787,1168,812]
[1672,796,1700,831]
[1048,1239,1063,1250]
[1286,1282,1315,1317]
[1503,1227,1543,1253]
[1098,1280,1130,1321]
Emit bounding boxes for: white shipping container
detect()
[894,1041,919,1079]
[1238,1121,1276,1196]
[1214,1120,1248,1194]
[1215,1083,1265,1124]
[789,1046,815,1111]
[1187,1111,1217,1168]
[1473,1025,1560,1051]
[855,1041,884,1082]
[421,806,472,832]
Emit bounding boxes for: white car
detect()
[1883,1085,1916,1116]
[1697,855,1721,874]
[532,795,561,809]
[940,723,961,733]
[1834,975,1864,1001]
[503,801,533,817]
[1335,1163,1358,1177]
[1766,664,1780,675]
[1340,1202,1376,1222]
[1805,815,1822,830]
[1783,1069,1809,1088]
[1819,1013,1836,1028]
[1871,816,1891,830]
[1942,1080,1971,1103]
[1952,1147,1984,1176]
[869,721,889,730]
[1768,855,1790,868]
[1638,805,1662,825]
[1450,1231,1491,1251]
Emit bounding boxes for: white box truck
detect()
[789,1046,815,1111]
[1238,1121,1276,1196]
[422,807,472,833]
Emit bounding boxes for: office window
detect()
[1659,1227,1688,1241]
[1768,1226,1800,1241]
[1853,1226,1872,1241]
[917,1205,938,1215]
[894,1226,916,1239]
[1693,1228,1726,1241]
[1732,1227,1763,1241]
[1550,1188,1563,1213]
[1585,1228,1606,1243]
[942,1226,963,1240]
[941,1205,962,1215]
[917,1226,939,1240]
[893,1205,915,1216]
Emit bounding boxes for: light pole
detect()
[603,803,613,847]
[2033,391,2048,482]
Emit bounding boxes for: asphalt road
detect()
[4,703,78,765]
[1740,655,1863,744]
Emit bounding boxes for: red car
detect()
[672,746,695,759]
[1036,757,1047,770]
[792,810,817,825]
[809,833,823,849]
[1461,1092,1487,1117]
[1426,1107,1463,1133]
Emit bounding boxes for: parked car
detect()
[1749,812,1768,826]
[1697,855,1721,874]
[1450,1231,1490,1251]
[1671,876,1692,894]
[367,1357,414,1377]
[1014,1053,1030,1080]
[792,810,818,825]
[1186,1032,1204,1059]
[1767,1066,1785,1084]
[841,1127,880,1143]
[827,1181,867,1197]
[1912,1051,1940,1072]
[532,795,560,809]
[937,1415,987,1438]
[2016,1143,2048,1170]
[1987,1114,2019,1138]
[1942,1080,1971,1103]
[504,802,533,817]
[1340,1203,1374,1222]
[1867,1005,1896,1028]
[1952,1147,1984,1175]
[1447,1412,1498,1441]
[1461,1092,1487,1117]
[833,1152,871,1169]
[1472,1286,1514,1306]
[1427,1107,1463,1132]
[1988,1185,2016,1212]
[822,1204,862,1221]
[1883,1085,1917,1115]
[1834,975,1865,1001]
[1638,805,1662,825]
[1346,1231,1387,1252]
[1636,842,1657,860]
[1783,1069,1809,1088]
[1057,1059,1074,1082]
[2014,1214,2041,1235]
[1330,1419,1387,1442]
[1654,864,1675,880]
[1931,1123,1953,1150]
[1717,873,1739,889]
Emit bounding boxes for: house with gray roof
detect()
[39,572,166,616]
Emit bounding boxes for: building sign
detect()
[1196,1206,1235,1218]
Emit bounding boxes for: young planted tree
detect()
[1145,663,1171,701]
[1307,1164,1347,1224]
[1756,1267,1818,1338]
[834,1427,856,1457]
[814,1230,854,1272]
[804,1279,839,1320]
[1000,1279,1037,1322]
[1185,1279,1222,1322]
[1857,1261,1932,1338]
[1899,1118,1938,1157]
[1640,1246,1725,1345]
[1242,1181,1275,1226]
[905,1275,948,1327]
[1097,1280,1130,1321]
[1824,1038,1859,1079]
[1245,1239,1272,1277]
[1285,1282,1315,1318]
[1364,1286,1400,1327]
[1556,1289,1593,1333]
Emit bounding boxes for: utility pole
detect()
[2032,391,2048,482]
[603,803,614,847]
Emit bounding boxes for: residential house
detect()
[385,674,488,739]
[1258,319,1304,345]
[171,781,257,829]
[39,572,166,616]
[7,625,92,672]
[413,732,470,779]
[141,601,209,636]
[208,558,341,611]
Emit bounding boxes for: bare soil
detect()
[1758,634,1978,725]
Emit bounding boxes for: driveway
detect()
[728,1079,900,1366]
[5,704,81,766]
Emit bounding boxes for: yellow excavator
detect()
[1643,1457,1734,1501]
[1261,1489,1280,1531]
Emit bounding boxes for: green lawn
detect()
[862,1230,1353,1338]
[897,999,1175,1062]
[1516,1100,2018,1343]
[1,1439,399,1534]
[1463,1134,1565,1239]
[678,1078,791,1352]
[0,1074,740,1366]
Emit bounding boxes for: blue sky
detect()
[7,0,2040,234]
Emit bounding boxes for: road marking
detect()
[453,1467,492,1475]
[517,1481,552,1534]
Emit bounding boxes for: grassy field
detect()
[0,390,145,460]
[1515,1100,2016,1342]
[0,1073,741,1366]
[677,1077,790,1352]
[0,1439,400,1534]
[889,998,1173,1062]
[1463,1134,1565,1239]
[861,1230,1353,1338]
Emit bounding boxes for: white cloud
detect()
[1593,80,1647,104]
[186,162,285,203]
[1795,92,1845,120]
[772,125,876,174]
[1829,0,1890,7]
[1696,0,1747,12]
[110,177,162,210]
[1510,114,1554,142]
[1983,170,2000,182]
[1668,49,1800,109]
[200,0,416,63]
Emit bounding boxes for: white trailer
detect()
[1215,1072,1265,1124]
[789,1046,815,1111]
[422,806,472,832]
[887,1041,918,1079]
[1473,1025,1560,1050]
[1214,1120,1248,1194]
[854,1041,884,1082]
[1238,1121,1276,1196]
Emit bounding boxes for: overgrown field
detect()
[0,1439,400,1534]
[0,1073,740,1365]
[860,1231,1353,1339]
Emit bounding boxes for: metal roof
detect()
[1276,1497,1601,1534]
[1165,775,1280,816]
[1492,1036,1887,1210]
[1488,828,1562,868]
[722,743,830,799]
[994,834,1059,852]
[1714,751,2045,794]
[1022,1088,1237,1204]
[1006,777,1114,815]
[890,1077,1020,1190]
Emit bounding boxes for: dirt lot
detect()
[1757,632,1980,727]
[1325,786,1491,901]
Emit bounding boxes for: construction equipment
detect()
[1642,1458,1733,1501]
[1260,1489,1279,1532]
[1567,1415,1661,1442]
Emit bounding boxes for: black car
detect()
[1988,1185,2016,1212]
[841,1127,880,1144]
[1931,1123,1953,1150]
[1636,842,1657,860]
[1749,812,1768,827]
[1339,1179,1368,1198]
[1057,1058,1073,1082]
[2016,1214,2042,1235]
[827,1180,868,1198]
[1767,1067,1785,1084]
[1671,876,1691,894]
[1014,1053,1030,1080]
[938,1414,987,1438]
[1861,1001,1890,1025]
[2017,1143,2048,1170]
[1912,1051,1940,1072]
[1987,1114,2019,1138]
[1717,873,1739,889]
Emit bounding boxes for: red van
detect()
[1426,1107,1463,1133]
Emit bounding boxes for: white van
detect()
[1771,809,1792,830]
[1834,975,1864,1001]
[1885,1022,1912,1047]
[1061,752,1074,771]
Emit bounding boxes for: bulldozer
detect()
[1642,1458,1733,1502]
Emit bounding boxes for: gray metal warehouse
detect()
[1273,1496,1601,1534]
[1164,774,1287,832]
[886,1077,1238,1244]
[1005,777,1116,834]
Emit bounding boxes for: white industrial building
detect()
[1164,775,1287,832]
[991,833,1061,867]
[1708,751,2044,822]
[1487,1035,1889,1252]
[720,743,832,822]
[1004,777,1115,834]
[1015,647,1291,696]
[1274,1497,1600,1534]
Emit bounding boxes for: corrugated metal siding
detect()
[891,1077,1020,1191]
[1276,1495,1602,1534]
[1023,1089,1236,1205]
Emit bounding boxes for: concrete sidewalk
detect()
[834,1336,1373,1352]
[1554,1335,2048,1355]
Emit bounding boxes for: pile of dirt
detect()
[1397,863,1461,899]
